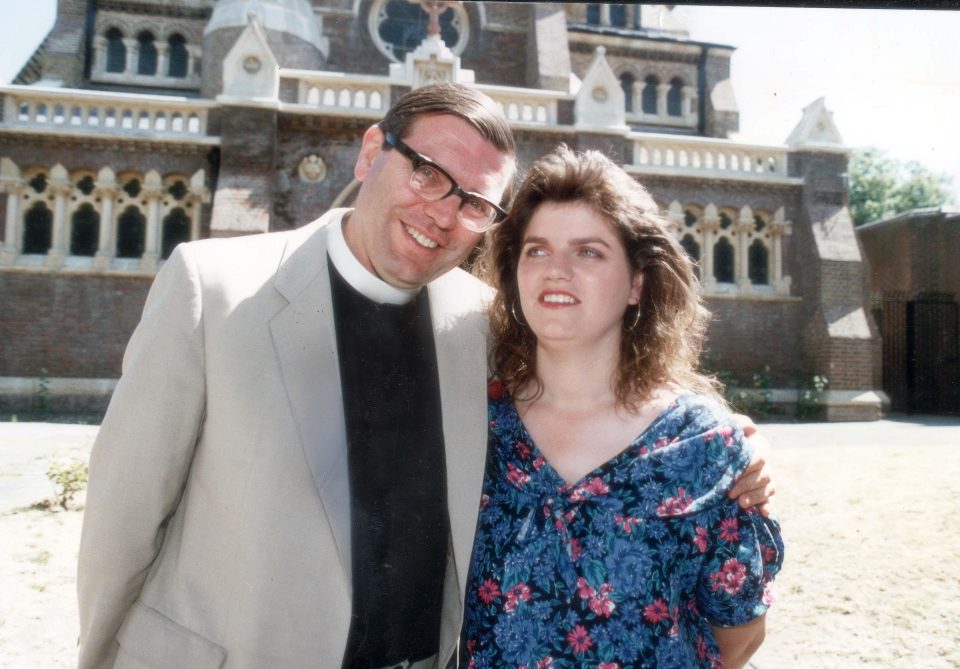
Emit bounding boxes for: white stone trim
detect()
[0,157,208,274]
[668,201,792,298]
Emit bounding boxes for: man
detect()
[78,83,771,668]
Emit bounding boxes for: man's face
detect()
[344,114,514,290]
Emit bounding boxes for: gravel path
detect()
[1,418,958,668]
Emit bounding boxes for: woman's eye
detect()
[524,246,547,257]
[579,247,601,258]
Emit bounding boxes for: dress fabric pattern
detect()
[463,385,784,669]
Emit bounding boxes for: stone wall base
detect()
[0,377,116,420]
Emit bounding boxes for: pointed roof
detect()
[785,97,846,153]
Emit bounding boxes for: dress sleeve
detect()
[694,417,784,627]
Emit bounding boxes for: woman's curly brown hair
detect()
[479,144,722,409]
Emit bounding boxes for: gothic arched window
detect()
[749,239,770,285]
[137,31,158,76]
[23,202,53,254]
[667,77,684,117]
[586,4,601,24]
[70,203,100,256]
[714,237,735,283]
[168,34,189,78]
[619,73,635,113]
[680,234,701,279]
[161,208,190,259]
[642,76,659,115]
[609,5,626,26]
[106,28,126,73]
[116,205,146,258]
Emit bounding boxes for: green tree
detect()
[848,148,953,226]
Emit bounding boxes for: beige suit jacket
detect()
[77,210,491,668]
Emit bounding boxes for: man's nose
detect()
[424,194,462,230]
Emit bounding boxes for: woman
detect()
[463,146,783,668]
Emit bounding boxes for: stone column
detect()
[187,45,201,78]
[700,204,720,292]
[156,42,169,78]
[140,170,163,270]
[46,164,72,267]
[93,167,118,269]
[92,36,106,74]
[1,158,24,264]
[735,206,754,291]
[124,38,139,76]
[657,83,669,119]
[682,85,696,124]
[187,169,208,241]
[770,206,792,294]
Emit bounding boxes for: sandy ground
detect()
[0,417,958,668]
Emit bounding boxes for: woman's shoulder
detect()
[653,391,741,444]
[636,392,751,514]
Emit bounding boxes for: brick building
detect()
[0,0,883,419]
[858,208,960,414]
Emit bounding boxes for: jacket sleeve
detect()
[77,243,207,668]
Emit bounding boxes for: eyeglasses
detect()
[383,130,507,233]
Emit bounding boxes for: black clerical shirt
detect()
[329,262,450,669]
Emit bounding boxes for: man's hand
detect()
[728,413,775,517]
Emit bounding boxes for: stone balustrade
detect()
[474,84,566,126]
[631,133,791,180]
[282,69,392,116]
[1,86,214,138]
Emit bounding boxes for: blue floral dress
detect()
[462,384,784,669]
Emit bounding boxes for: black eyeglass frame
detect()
[382,130,508,231]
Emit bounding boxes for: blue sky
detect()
[2,2,958,204]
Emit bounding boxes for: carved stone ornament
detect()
[592,86,608,103]
[243,56,262,74]
[298,154,327,183]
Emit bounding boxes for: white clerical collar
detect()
[326,212,419,305]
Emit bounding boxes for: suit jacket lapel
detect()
[269,210,353,584]
[428,272,491,598]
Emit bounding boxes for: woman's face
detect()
[516,200,643,349]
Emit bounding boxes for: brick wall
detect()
[0,271,150,378]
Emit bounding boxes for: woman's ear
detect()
[628,270,644,305]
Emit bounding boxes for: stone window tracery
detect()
[92,20,201,89]
[369,0,468,63]
[0,158,209,272]
[666,201,791,297]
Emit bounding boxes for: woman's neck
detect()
[525,339,621,414]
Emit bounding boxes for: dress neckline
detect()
[501,391,690,491]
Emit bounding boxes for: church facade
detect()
[0,0,883,419]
